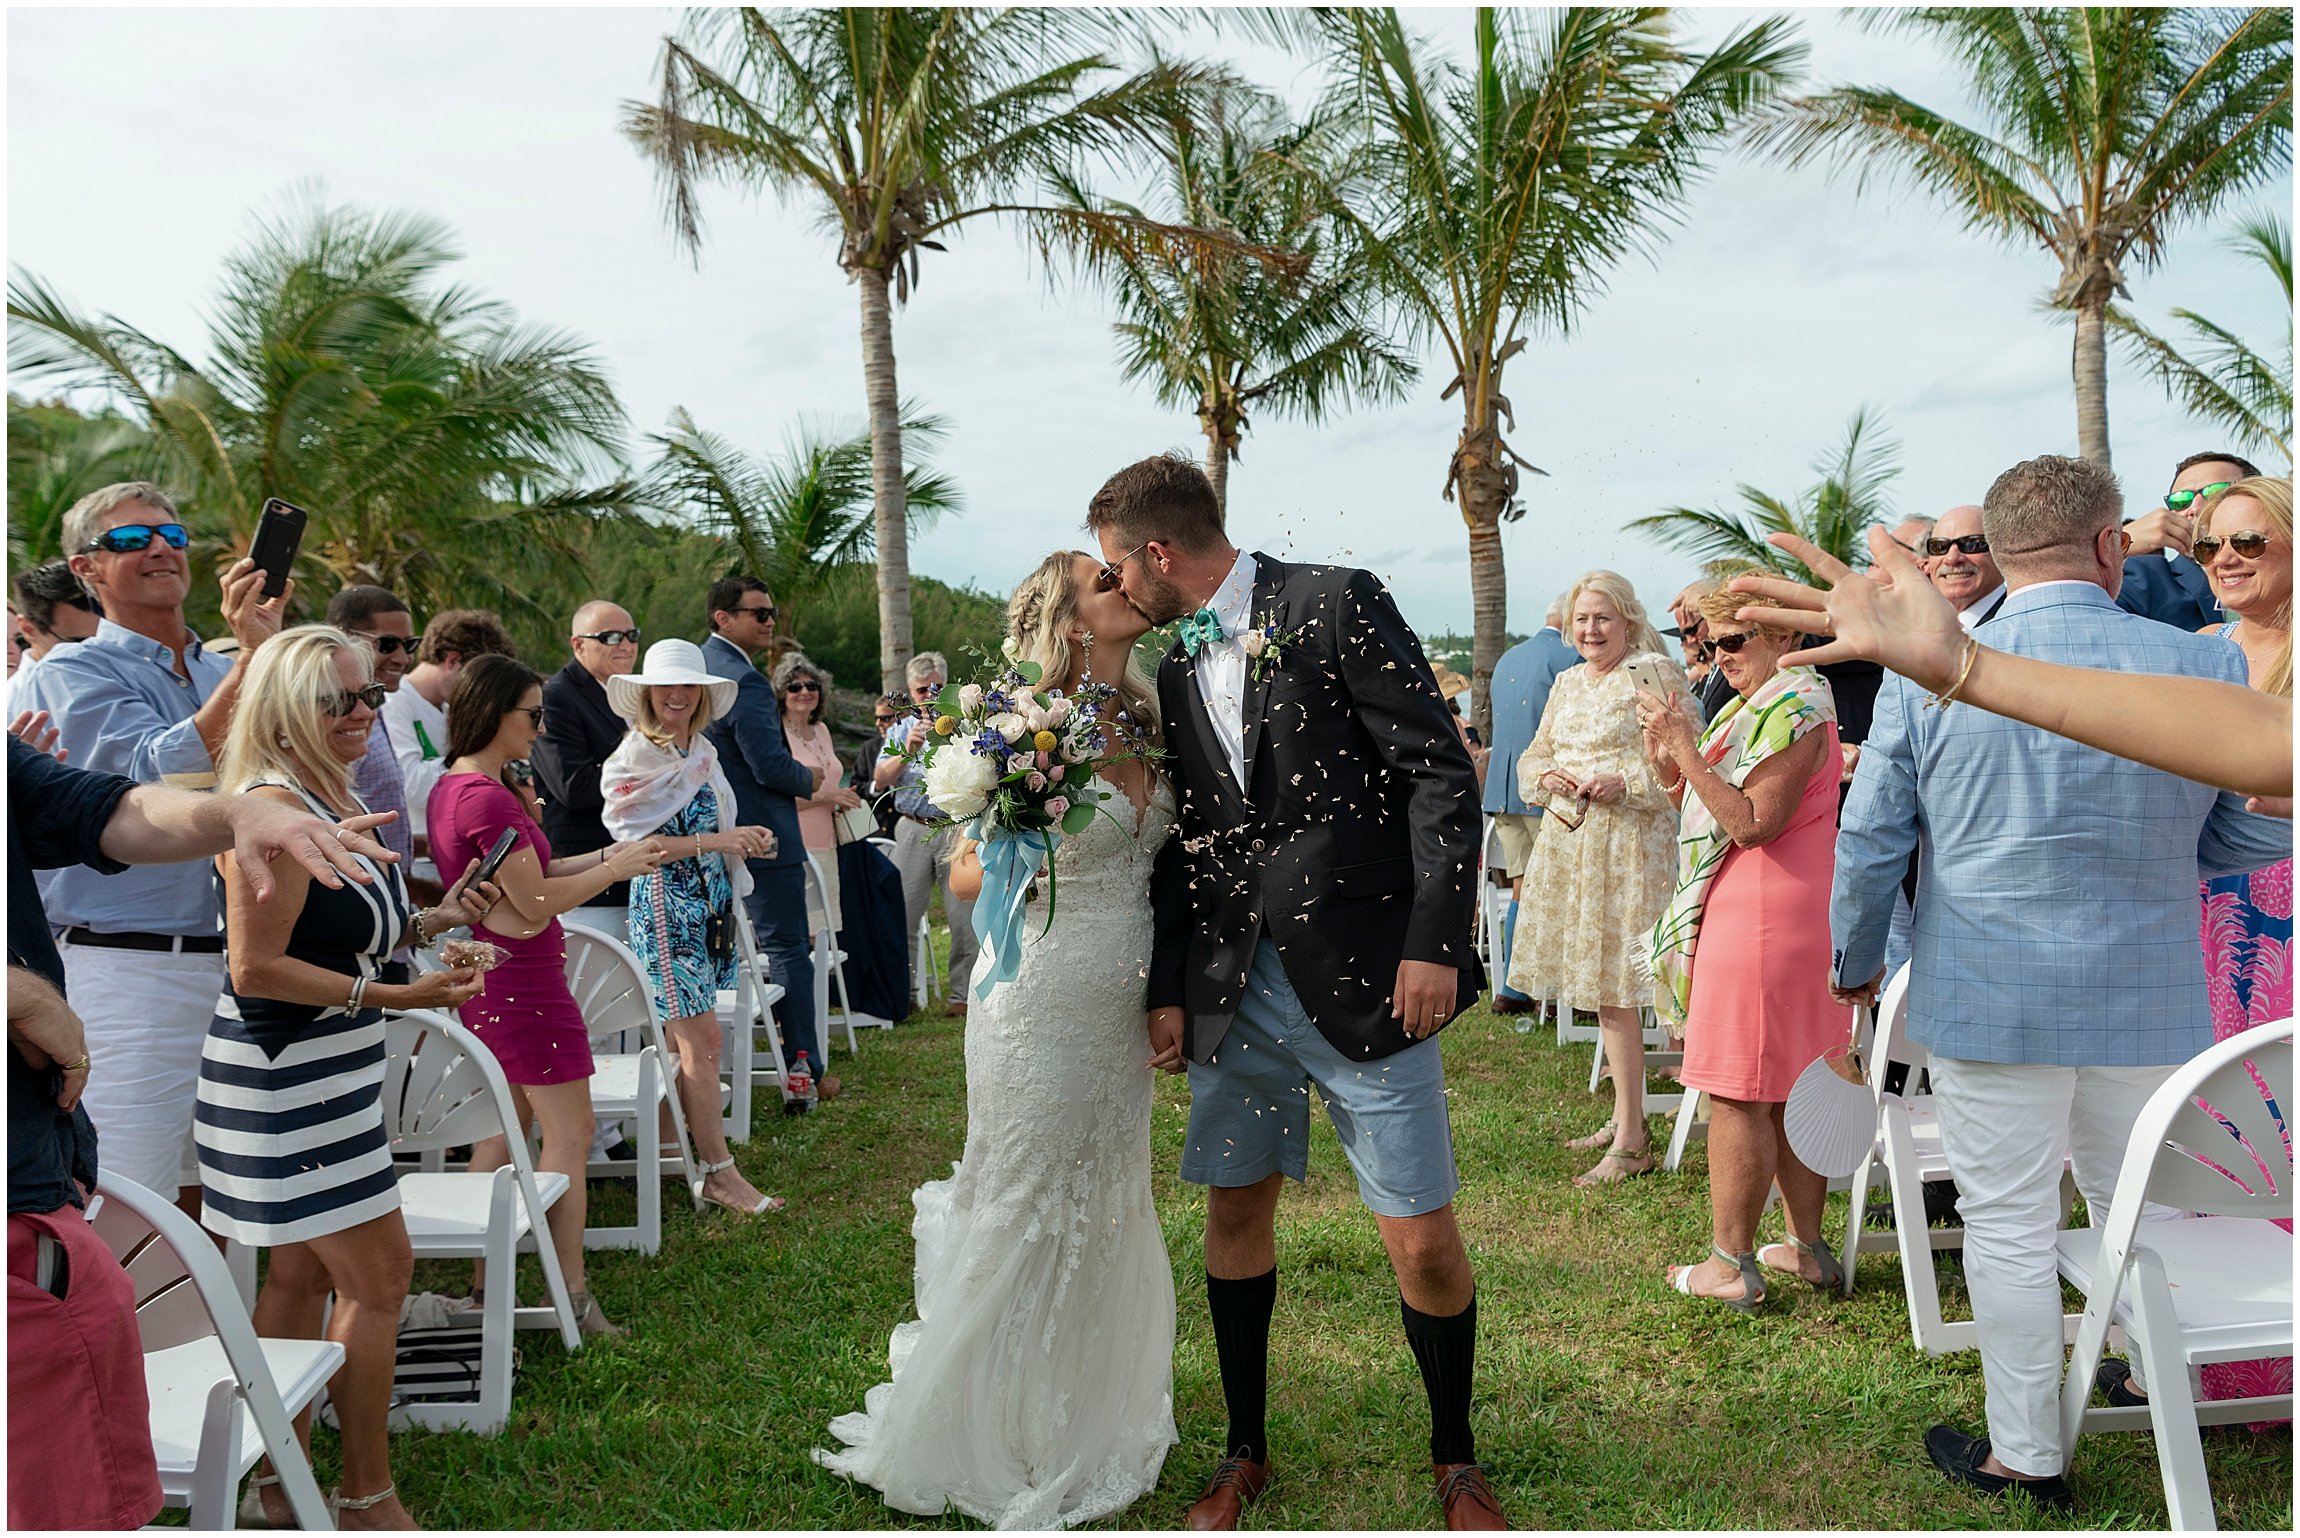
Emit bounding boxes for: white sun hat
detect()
[607,638,740,722]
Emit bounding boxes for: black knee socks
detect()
[1401,1291,1478,1467]
[1205,1269,1277,1464]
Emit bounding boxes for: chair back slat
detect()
[1866,963,1918,1091]
[562,928,658,1052]
[381,1015,507,1150]
[2145,1036,2293,1218]
[87,1200,217,1352]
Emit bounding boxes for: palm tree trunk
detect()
[2073,299,2113,468]
[858,268,913,695]
[1203,423,1230,519]
[1455,394,1511,745]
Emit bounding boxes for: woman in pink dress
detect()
[1637,588,1850,1311]
[428,655,665,1336]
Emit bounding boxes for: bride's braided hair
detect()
[1007,552,1162,757]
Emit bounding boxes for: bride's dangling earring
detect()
[1077,630,1094,679]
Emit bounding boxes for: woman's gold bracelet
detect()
[1924,634,1983,712]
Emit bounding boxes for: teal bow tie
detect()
[1177,606,1225,654]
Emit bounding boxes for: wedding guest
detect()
[879,651,978,1013]
[602,641,783,1215]
[775,651,866,932]
[1830,454,2286,1508]
[1507,570,1685,1186]
[858,693,909,839]
[1482,593,1579,1016]
[532,600,643,915]
[18,481,292,1203]
[702,575,836,1095]
[1638,589,1850,1309]
[382,608,515,891]
[203,626,497,1529]
[2120,451,2260,631]
[325,586,422,904]
[7,560,101,709]
[1671,580,1736,722]
[8,729,396,1531]
[1926,505,2007,626]
[430,655,665,1336]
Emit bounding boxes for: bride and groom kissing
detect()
[815,453,1506,1531]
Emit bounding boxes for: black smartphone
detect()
[471,826,520,887]
[248,498,308,599]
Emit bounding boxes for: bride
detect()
[815,551,1178,1529]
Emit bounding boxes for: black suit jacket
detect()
[531,660,631,906]
[1148,555,1483,1065]
[701,633,809,872]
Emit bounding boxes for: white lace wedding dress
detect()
[814,775,1179,1529]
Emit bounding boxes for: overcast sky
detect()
[9,4,2290,638]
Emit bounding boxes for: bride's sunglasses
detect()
[2192,530,2273,562]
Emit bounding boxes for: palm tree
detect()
[644,404,961,642]
[6,395,162,574]
[1757,7,2293,469]
[625,7,1269,692]
[2112,212,2292,466]
[1626,407,1902,583]
[1293,7,1802,738]
[1063,78,1416,514]
[7,193,640,630]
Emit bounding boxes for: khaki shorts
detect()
[1491,811,1541,880]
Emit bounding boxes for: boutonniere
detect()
[1239,613,1301,682]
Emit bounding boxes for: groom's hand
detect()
[1392,959,1460,1039]
[1146,1007,1186,1073]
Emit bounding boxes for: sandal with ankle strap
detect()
[238,1472,287,1529]
[330,1483,399,1522]
[1563,1118,1618,1151]
[1668,1244,1767,1312]
[1572,1142,1654,1187]
[1756,1232,1845,1293]
[694,1154,787,1215]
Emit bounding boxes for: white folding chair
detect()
[805,851,866,1055]
[721,901,796,1141]
[382,1011,581,1434]
[1839,966,2077,1353]
[914,912,942,1011]
[1476,817,1508,967]
[2056,1018,2293,1529]
[563,927,702,1249]
[88,1174,340,1531]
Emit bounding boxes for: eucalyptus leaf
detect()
[1061,801,1096,835]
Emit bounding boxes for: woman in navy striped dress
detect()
[199,627,496,1530]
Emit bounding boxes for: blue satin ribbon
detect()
[1177,606,1225,653]
[970,827,1053,999]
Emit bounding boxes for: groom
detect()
[1089,454,1503,1531]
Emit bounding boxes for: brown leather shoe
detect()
[1436,1462,1506,1530]
[1184,1455,1269,1531]
[817,1073,843,1102]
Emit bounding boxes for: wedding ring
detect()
[63,1056,90,1072]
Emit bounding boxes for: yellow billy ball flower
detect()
[1033,729,1059,752]
[935,715,958,736]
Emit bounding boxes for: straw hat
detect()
[1429,660,1471,700]
[607,639,739,721]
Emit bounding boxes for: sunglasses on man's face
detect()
[2166,482,2236,513]
[2193,530,2274,562]
[731,605,777,625]
[874,713,898,727]
[317,684,389,717]
[83,522,190,554]
[1924,534,1990,557]
[574,628,641,647]
[361,633,415,655]
[1096,543,1148,593]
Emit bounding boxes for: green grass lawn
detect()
[360,959,2289,1530]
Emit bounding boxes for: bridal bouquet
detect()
[900,640,1145,996]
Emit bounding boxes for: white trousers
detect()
[1928,1054,2181,1476]
[58,941,229,1196]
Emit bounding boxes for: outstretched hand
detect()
[1728,530,1968,693]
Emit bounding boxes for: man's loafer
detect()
[1184,1455,1269,1531]
[2096,1358,2149,1408]
[1436,1462,1507,1530]
[1923,1425,2072,1510]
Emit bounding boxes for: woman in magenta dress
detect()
[1638,588,1850,1311]
[428,655,665,1337]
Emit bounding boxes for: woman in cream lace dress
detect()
[815,552,1177,1529]
[1507,571,1684,1186]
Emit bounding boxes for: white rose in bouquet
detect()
[1043,696,1073,727]
[958,682,985,713]
[923,745,1002,820]
[989,711,1029,744]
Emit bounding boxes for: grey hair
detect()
[1981,456,2124,570]
[771,650,831,726]
[62,481,179,556]
[906,650,948,687]
[1544,593,1570,628]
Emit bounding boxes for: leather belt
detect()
[60,927,225,955]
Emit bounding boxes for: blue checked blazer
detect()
[1480,627,1580,816]
[1832,582,2289,1067]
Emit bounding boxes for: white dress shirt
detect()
[1190,550,1259,787]
[380,682,450,880]
[1957,582,2008,631]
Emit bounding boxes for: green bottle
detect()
[414,720,440,760]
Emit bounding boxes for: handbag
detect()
[835,802,880,845]
[705,905,737,962]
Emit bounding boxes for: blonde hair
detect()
[2195,476,2293,698]
[1008,552,1162,754]
[217,625,371,806]
[1696,573,1798,639]
[1564,569,1668,659]
[631,681,719,749]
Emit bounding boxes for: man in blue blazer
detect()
[1832,455,2285,1509]
[703,574,837,1101]
[2116,450,2259,631]
[1480,593,1578,1012]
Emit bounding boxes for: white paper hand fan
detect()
[1783,1045,1877,1178]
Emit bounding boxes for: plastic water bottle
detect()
[785,1050,815,1113]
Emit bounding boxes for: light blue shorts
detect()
[1180,941,1462,1218]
